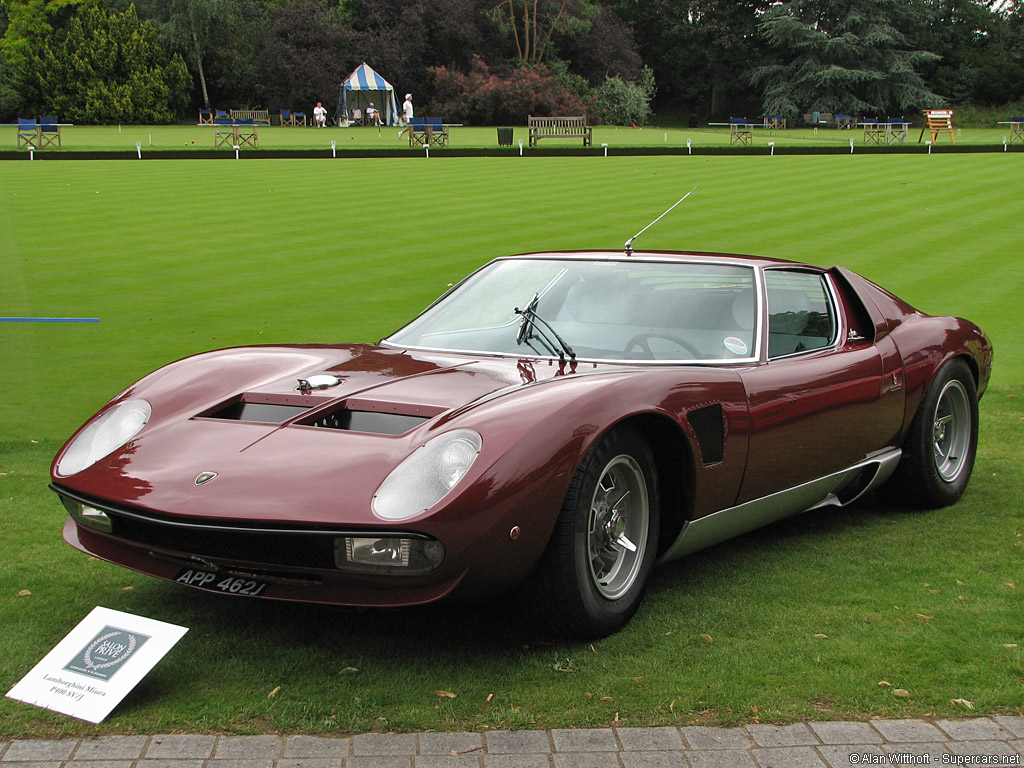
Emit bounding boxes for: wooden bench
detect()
[230,109,270,126]
[528,116,591,147]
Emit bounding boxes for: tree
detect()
[122,0,269,111]
[554,3,643,85]
[917,0,1024,105]
[345,0,513,114]
[616,0,768,120]
[491,0,598,65]
[593,65,654,125]
[165,0,226,109]
[257,0,353,113]
[1,0,83,72]
[20,4,190,123]
[750,0,944,120]
[429,54,590,123]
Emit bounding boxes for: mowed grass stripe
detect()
[4,155,1021,438]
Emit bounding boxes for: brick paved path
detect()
[2,717,1023,767]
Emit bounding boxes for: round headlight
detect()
[372,429,482,521]
[56,399,151,477]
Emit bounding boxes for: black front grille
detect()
[110,513,337,569]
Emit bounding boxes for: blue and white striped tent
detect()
[338,63,398,126]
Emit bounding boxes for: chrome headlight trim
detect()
[372,429,482,522]
[56,398,151,477]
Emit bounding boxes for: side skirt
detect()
[656,448,902,564]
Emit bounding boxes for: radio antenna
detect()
[624,185,699,256]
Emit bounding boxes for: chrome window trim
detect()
[763,267,843,362]
[382,256,764,366]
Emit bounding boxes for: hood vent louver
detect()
[206,401,311,424]
[300,409,429,436]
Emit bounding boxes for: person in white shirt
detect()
[313,102,327,127]
[402,93,413,125]
[366,102,381,126]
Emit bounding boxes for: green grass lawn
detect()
[1,154,1022,736]
[5,122,1020,153]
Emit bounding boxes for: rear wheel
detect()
[526,426,660,639]
[881,358,978,509]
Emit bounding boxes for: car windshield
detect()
[384,257,758,363]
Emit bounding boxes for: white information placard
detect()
[6,606,188,723]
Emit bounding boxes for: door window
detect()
[765,270,836,358]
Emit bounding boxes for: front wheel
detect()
[880,358,979,509]
[525,426,660,639]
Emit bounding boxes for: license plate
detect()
[173,568,269,597]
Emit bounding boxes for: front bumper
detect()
[56,485,467,608]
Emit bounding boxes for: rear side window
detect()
[765,270,836,358]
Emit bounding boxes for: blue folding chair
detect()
[214,117,235,147]
[729,118,752,145]
[861,117,883,144]
[426,117,449,146]
[887,117,908,145]
[234,119,258,148]
[38,116,61,149]
[17,118,39,149]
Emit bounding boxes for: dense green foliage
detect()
[2,1,189,122]
[0,0,1022,124]
[594,66,655,126]
[750,0,945,119]
[26,4,188,123]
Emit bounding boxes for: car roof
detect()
[503,250,825,271]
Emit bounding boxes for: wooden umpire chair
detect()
[919,109,955,144]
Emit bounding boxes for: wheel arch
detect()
[954,351,980,389]
[613,412,695,559]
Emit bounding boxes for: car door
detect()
[736,267,905,504]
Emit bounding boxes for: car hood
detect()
[53,344,632,526]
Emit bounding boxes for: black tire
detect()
[880,358,979,509]
[525,426,660,639]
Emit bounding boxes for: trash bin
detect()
[497,127,513,147]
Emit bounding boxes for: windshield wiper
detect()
[514,293,576,365]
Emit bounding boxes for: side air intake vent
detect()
[687,403,724,466]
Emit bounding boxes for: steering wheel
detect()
[624,332,702,360]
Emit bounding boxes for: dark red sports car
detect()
[52,251,992,638]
